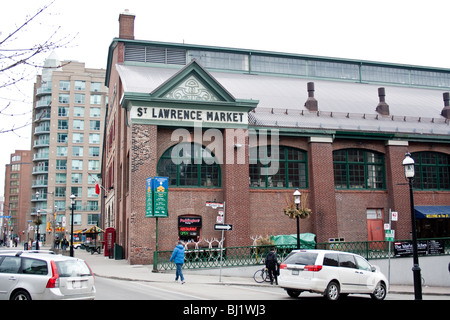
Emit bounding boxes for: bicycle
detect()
[253,267,271,283]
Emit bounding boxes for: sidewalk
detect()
[70,248,450,297]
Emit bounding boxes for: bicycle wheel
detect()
[253,268,267,283]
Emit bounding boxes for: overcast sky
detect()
[1,0,449,197]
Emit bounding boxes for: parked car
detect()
[278,249,388,300]
[0,250,95,300]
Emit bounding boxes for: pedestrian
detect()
[54,237,60,249]
[61,236,69,250]
[170,241,186,284]
[265,247,278,285]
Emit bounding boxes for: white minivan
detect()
[0,250,95,300]
[278,249,388,300]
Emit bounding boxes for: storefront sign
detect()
[178,216,202,227]
[394,239,444,257]
[145,176,168,218]
[178,216,202,241]
[131,106,248,126]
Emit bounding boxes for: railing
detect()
[153,237,450,271]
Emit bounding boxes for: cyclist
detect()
[265,247,278,285]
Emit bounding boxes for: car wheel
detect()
[371,281,387,301]
[286,289,301,298]
[324,281,340,301]
[11,290,32,300]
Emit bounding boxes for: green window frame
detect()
[412,152,450,190]
[333,149,385,190]
[157,143,221,188]
[249,146,308,189]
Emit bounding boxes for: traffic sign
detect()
[214,224,233,231]
[206,201,224,209]
[391,211,398,221]
[385,229,395,242]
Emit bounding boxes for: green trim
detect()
[412,151,450,191]
[249,146,308,189]
[333,149,386,190]
[157,143,222,188]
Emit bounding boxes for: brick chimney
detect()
[442,92,450,119]
[304,82,318,111]
[375,87,390,116]
[119,9,135,40]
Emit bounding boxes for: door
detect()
[367,208,385,250]
[367,219,384,241]
[0,257,21,299]
[337,254,360,293]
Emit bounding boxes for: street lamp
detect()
[402,152,422,300]
[36,209,40,250]
[293,189,301,249]
[69,194,76,257]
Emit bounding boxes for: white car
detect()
[0,250,95,300]
[278,249,388,300]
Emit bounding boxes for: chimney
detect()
[442,92,450,119]
[119,9,135,40]
[304,82,318,111]
[376,87,390,116]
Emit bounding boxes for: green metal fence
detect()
[153,237,450,271]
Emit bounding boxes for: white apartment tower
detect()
[31,53,106,242]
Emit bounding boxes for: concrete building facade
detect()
[31,54,107,243]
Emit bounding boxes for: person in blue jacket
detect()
[170,241,186,284]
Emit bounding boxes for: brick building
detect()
[3,150,32,244]
[103,11,450,264]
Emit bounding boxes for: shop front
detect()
[415,206,450,238]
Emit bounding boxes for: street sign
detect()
[214,224,233,231]
[385,229,395,242]
[391,211,398,221]
[0,216,11,219]
[206,201,224,209]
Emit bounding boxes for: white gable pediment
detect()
[163,75,219,102]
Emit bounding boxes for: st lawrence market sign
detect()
[131,106,248,128]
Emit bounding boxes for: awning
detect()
[415,206,450,219]
[84,226,104,233]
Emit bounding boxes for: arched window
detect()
[157,143,221,187]
[412,152,450,190]
[333,149,385,189]
[249,146,307,188]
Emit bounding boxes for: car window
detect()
[22,258,48,275]
[0,256,21,273]
[338,254,357,269]
[355,256,372,271]
[323,253,339,267]
[283,252,318,265]
[55,260,91,277]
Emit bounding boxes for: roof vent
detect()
[442,92,450,119]
[376,87,390,116]
[304,82,318,111]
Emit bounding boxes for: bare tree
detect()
[0,0,77,134]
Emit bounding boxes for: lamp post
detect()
[293,189,301,249]
[69,194,76,257]
[402,152,422,300]
[36,209,40,250]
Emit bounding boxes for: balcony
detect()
[32,179,48,188]
[36,86,52,96]
[33,153,49,161]
[34,139,50,147]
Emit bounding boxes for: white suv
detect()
[0,250,95,300]
[278,249,388,300]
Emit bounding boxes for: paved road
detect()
[94,276,450,301]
